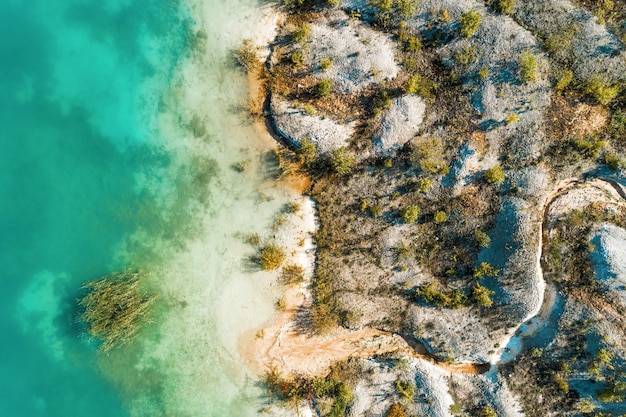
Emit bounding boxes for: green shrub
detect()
[330,147,355,175]
[474,229,491,248]
[325,0,340,6]
[405,36,422,52]
[293,23,311,43]
[415,283,468,308]
[405,75,437,100]
[474,262,498,278]
[320,57,333,70]
[574,136,606,159]
[519,50,537,83]
[369,0,393,12]
[480,406,497,417]
[416,178,434,192]
[78,271,155,352]
[578,399,595,413]
[604,151,625,170]
[434,210,447,223]
[395,380,416,399]
[555,69,574,93]
[235,39,259,70]
[484,165,505,184]
[479,67,489,79]
[460,10,482,38]
[372,89,393,115]
[455,45,477,66]
[412,136,448,174]
[316,78,333,97]
[397,0,419,18]
[291,50,304,66]
[449,404,462,415]
[402,205,420,223]
[259,244,286,270]
[472,283,495,307]
[609,109,626,140]
[505,113,519,125]
[597,348,613,364]
[586,76,619,105]
[297,137,317,166]
[495,0,516,14]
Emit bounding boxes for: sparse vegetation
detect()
[78,271,155,352]
[585,76,620,105]
[519,50,538,83]
[415,283,469,308]
[330,147,355,175]
[460,10,483,38]
[484,165,505,184]
[280,263,305,285]
[259,244,287,270]
[235,39,259,70]
[401,205,420,223]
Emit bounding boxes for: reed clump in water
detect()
[78,271,155,352]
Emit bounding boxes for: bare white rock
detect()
[270,96,355,153]
[308,12,399,94]
[373,95,426,154]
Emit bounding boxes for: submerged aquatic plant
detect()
[78,271,155,352]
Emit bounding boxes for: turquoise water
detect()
[0,0,286,415]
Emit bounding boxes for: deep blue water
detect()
[0,0,191,415]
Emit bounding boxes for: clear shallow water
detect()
[1,0,287,415]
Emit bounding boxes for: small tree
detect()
[473,283,495,307]
[484,165,505,184]
[235,39,259,70]
[434,210,447,223]
[519,50,537,83]
[297,137,317,166]
[330,147,355,175]
[402,205,420,223]
[460,10,483,38]
[474,229,491,248]
[316,78,333,97]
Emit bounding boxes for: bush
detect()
[372,89,393,115]
[604,151,625,170]
[397,0,419,18]
[78,271,155,352]
[474,229,491,248]
[297,137,317,166]
[495,0,515,14]
[317,78,333,97]
[412,136,449,174]
[505,113,519,125]
[293,23,311,43]
[291,50,304,66]
[480,407,497,417]
[404,36,422,52]
[574,136,606,159]
[474,262,498,278]
[519,50,537,83]
[330,147,356,175]
[320,57,333,70]
[484,165,505,184]
[434,210,447,223]
[417,178,434,192]
[369,0,393,12]
[395,380,416,399]
[325,0,340,6]
[402,205,420,223]
[586,76,620,105]
[405,75,437,100]
[235,39,259,70]
[455,45,477,66]
[555,69,574,93]
[259,244,286,270]
[460,10,482,38]
[609,109,626,140]
[472,283,495,307]
[386,403,408,417]
[449,404,462,415]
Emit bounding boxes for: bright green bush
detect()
[317,78,333,97]
[484,165,505,184]
[472,283,495,307]
[586,76,620,105]
[434,210,447,223]
[330,147,355,175]
[320,57,333,70]
[460,10,483,38]
[402,205,420,223]
[519,50,537,83]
